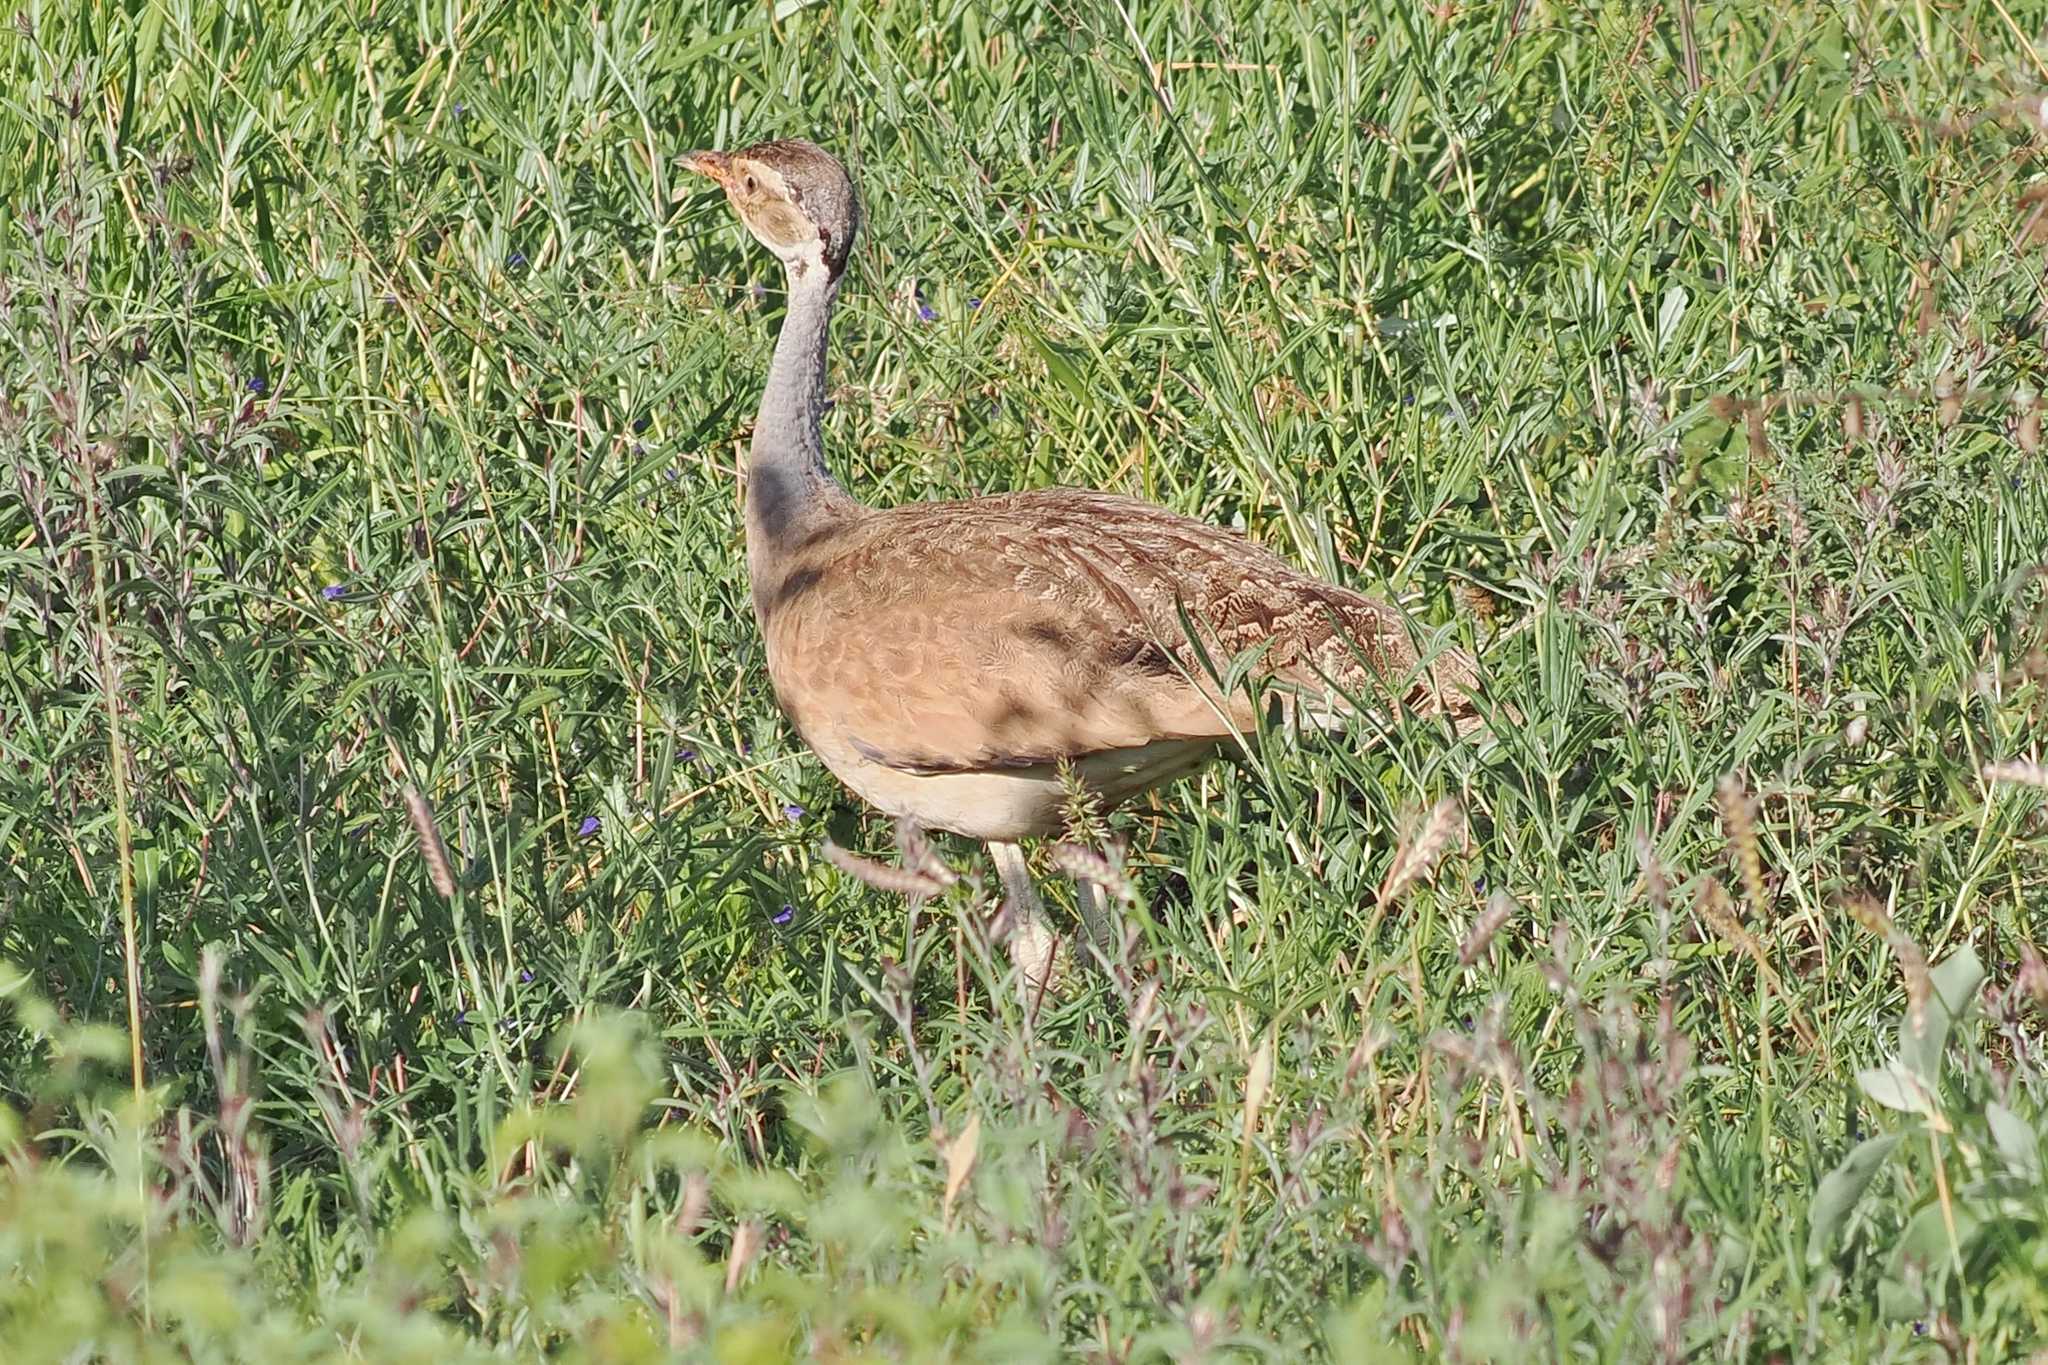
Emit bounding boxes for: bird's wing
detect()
[761,489,1475,775]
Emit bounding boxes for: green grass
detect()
[5,0,2048,1358]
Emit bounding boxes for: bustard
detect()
[680,138,1479,989]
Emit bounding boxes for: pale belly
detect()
[803,731,1221,842]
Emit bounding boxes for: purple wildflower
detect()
[246,376,267,395]
[578,815,601,837]
[321,584,345,601]
[968,297,981,309]
[509,251,527,268]
[772,904,794,926]
[452,102,467,119]
[519,969,534,983]
[782,802,805,821]
[918,302,936,322]
[678,748,697,762]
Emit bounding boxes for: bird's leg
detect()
[988,840,1058,997]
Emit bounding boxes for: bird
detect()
[679,138,1480,991]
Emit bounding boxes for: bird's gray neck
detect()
[747,269,854,564]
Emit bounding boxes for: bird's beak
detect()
[677,150,731,187]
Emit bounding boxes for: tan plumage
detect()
[681,137,1480,986]
[759,488,1474,841]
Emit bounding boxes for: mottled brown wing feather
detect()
[758,489,1475,774]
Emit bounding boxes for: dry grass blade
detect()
[1377,798,1463,907]
[1840,889,1931,1031]
[938,1113,980,1227]
[1222,1031,1276,1267]
[402,784,457,899]
[822,839,950,898]
[1698,876,1819,1052]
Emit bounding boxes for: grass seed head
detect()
[1983,758,2048,788]
[402,785,456,899]
[1459,888,1520,966]
[822,839,949,899]
[1377,797,1463,907]
[2017,944,2048,1009]
[1049,840,1136,904]
[1715,774,1769,918]
[1696,876,1759,961]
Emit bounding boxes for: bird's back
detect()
[752,488,1476,779]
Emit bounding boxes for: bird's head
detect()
[679,138,860,285]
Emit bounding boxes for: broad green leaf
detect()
[1884,1199,1984,1316]
[1806,1132,1904,1265]
[1985,1102,2041,1181]
[1898,946,1984,1085]
[1857,1064,1934,1115]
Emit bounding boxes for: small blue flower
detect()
[454,1009,468,1025]
[632,415,649,434]
[578,815,601,837]
[678,748,696,762]
[321,584,345,602]
[246,376,267,395]
[452,102,467,119]
[782,802,805,821]
[518,969,534,983]
[968,297,981,310]
[918,303,936,322]
[772,904,794,926]
[509,250,527,268]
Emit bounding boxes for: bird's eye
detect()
[743,175,757,194]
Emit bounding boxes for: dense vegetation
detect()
[4,0,2048,1358]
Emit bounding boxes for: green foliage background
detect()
[3,0,2048,1358]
